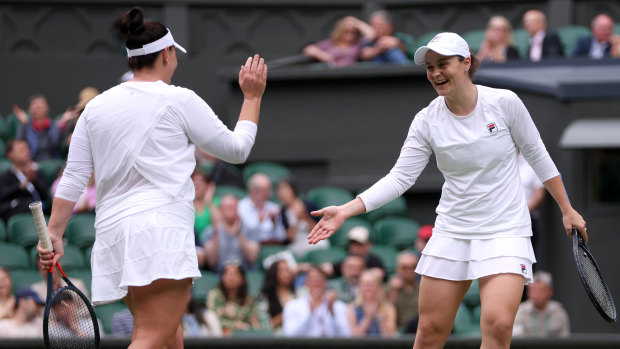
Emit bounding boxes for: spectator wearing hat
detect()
[0,288,45,338]
[513,271,570,337]
[414,224,433,255]
[323,226,386,281]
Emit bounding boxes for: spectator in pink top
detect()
[303,16,375,67]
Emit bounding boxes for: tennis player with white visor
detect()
[307,32,587,348]
[38,6,267,348]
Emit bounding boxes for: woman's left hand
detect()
[562,207,587,242]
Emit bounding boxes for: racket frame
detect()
[572,229,617,322]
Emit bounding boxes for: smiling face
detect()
[425,51,470,97]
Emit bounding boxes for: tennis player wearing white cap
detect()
[38,6,267,348]
[308,32,587,348]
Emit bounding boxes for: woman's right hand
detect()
[239,54,267,100]
[37,231,64,270]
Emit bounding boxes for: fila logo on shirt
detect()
[486,122,499,134]
[521,264,527,274]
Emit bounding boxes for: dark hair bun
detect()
[118,6,144,36]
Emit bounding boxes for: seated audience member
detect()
[572,13,620,59]
[513,271,570,337]
[324,226,386,280]
[0,288,44,338]
[360,10,410,64]
[207,262,261,336]
[204,194,259,272]
[414,224,433,255]
[31,261,89,302]
[13,94,63,161]
[328,255,365,303]
[303,16,375,68]
[57,86,100,155]
[50,168,96,215]
[348,270,396,337]
[238,173,286,245]
[283,265,351,337]
[523,9,564,61]
[182,298,223,338]
[276,178,328,258]
[387,251,420,329]
[0,139,49,223]
[260,259,298,332]
[0,268,16,319]
[476,15,520,62]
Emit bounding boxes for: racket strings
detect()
[578,246,616,319]
[48,288,97,349]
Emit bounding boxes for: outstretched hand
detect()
[239,54,267,100]
[307,206,346,245]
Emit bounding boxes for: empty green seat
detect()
[0,115,6,141]
[0,220,6,242]
[9,269,41,294]
[462,29,486,53]
[373,216,420,250]
[303,247,347,265]
[65,213,96,249]
[243,161,291,185]
[395,32,416,60]
[0,159,12,174]
[557,25,591,56]
[37,158,65,185]
[95,301,128,335]
[462,279,480,309]
[416,31,441,47]
[70,269,93,295]
[5,114,20,140]
[512,28,531,59]
[453,303,480,335]
[306,186,354,209]
[246,269,264,297]
[0,139,5,159]
[370,245,399,274]
[7,213,46,248]
[214,184,247,200]
[192,270,219,304]
[329,217,373,249]
[0,242,30,269]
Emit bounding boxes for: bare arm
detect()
[543,175,587,241]
[237,55,267,125]
[303,44,334,63]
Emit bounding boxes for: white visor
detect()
[414,32,470,65]
[126,28,187,57]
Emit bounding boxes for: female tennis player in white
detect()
[308,32,587,348]
[38,7,266,348]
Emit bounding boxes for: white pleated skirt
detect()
[90,201,201,305]
[415,235,536,284]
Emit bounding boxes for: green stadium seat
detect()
[453,303,480,335]
[5,114,20,140]
[246,269,264,297]
[472,304,481,324]
[512,28,531,59]
[416,31,441,47]
[557,25,591,56]
[330,217,373,249]
[360,194,407,224]
[36,158,65,185]
[0,139,5,159]
[462,279,480,309]
[214,185,247,200]
[370,245,399,274]
[7,213,46,248]
[0,220,6,242]
[0,242,30,269]
[303,247,347,265]
[0,115,6,141]
[395,32,416,60]
[306,186,354,209]
[462,29,486,53]
[192,270,219,304]
[9,269,41,294]
[197,161,214,175]
[373,216,420,250]
[95,301,128,335]
[65,213,96,249]
[242,161,291,185]
[85,245,93,265]
[615,23,620,35]
[70,269,92,295]
[0,158,11,174]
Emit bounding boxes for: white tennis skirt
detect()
[416,235,536,284]
[90,201,201,305]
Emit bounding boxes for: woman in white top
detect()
[307,32,586,348]
[38,6,267,348]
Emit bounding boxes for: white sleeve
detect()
[358,114,432,212]
[331,302,352,337]
[178,91,256,164]
[55,117,93,202]
[504,92,559,182]
[282,301,312,337]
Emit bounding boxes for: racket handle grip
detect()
[29,201,52,250]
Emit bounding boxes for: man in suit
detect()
[572,14,619,59]
[523,9,564,61]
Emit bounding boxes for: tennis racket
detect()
[29,201,100,349]
[572,228,617,322]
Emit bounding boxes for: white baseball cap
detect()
[348,226,370,244]
[414,32,470,65]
